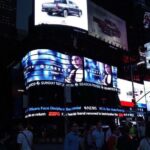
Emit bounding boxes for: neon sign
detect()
[48,111,61,117]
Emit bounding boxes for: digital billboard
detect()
[88,1,128,50]
[25,105,135,118]
[22,49,117,91]
[117,78,146,108]
[144,80,150,111]
[84,57,117,88]
[34,0,88,31]
[133,82,146,108]
[22,49,83,89]
[117,78,134,107]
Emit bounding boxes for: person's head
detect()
[128,122,133,128]
[109,122,117,131]
[104,64,111,74]
[17,121,31,131]
[72,56,82,69]
[71,123,79,133]
[89,125,96,132]
[96,121,102,130]
[17,122,26,131]
[111,125,119,135]
[120,125,129,135]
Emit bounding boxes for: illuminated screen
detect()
[144,42,150,69]
[143,12,150,29]
[117,78,134,107]
[22,49,83,86]
[134,82,146,108]
[144,81,150,111]
[22,49,117,91]
[88,1,128,50]
[34,0,88,31]
[117,78,146,108]
[84,57,117,88]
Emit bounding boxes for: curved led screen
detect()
[22,49,83,89]
[22,49,117,91]
[84,57,117,88]
[25,106,136,118]
[34,0,88,31]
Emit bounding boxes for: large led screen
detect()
[144,81,150,111]
[22,49,83,89]
[117,78,146,108]
[88,1,128,50]
[34,0,88,31]
[134,82,146,108]
[22,49,118,91]
[84,57,117,88]
[117,78,134,107]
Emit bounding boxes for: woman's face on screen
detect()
[72,56,82,68]
[105,64,111,74]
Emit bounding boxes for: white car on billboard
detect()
[42,0,82,17]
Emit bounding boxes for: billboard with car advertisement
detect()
[88,1,128,50]
[34,0,88,31]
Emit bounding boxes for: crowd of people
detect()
[0,121,33,150]
[64,120,150,150]
[0,119,149,150]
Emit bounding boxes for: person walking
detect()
[17,122,33,150]
[64,123,81,150]
[92,121,104,150]
[138,121,150,150]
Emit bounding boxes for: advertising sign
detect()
[88,1,128,50]
[118,78,146,108]
[22,49,117,91]
[84,57,117,88]
[34,0,88,30]
[144,81,150,111]
[117,78,134,107]
[22,49,83,85]
[134,82,146,108]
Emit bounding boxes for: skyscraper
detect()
[0,0,16,36]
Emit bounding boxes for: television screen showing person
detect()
[84,57,104,85]
[143,12,150,29]
[65,56,83,83]
[102,64,112,86]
